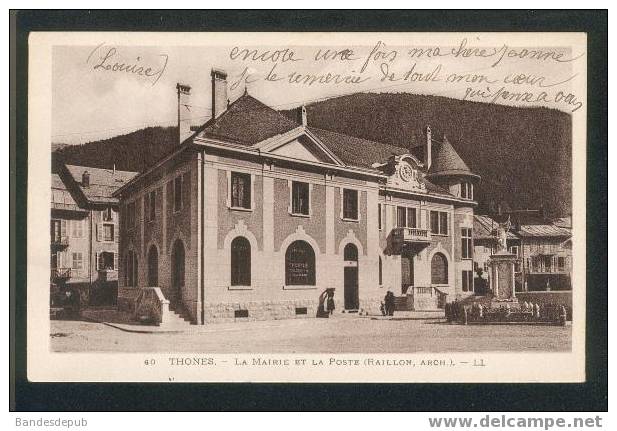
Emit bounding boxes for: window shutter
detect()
[96,223,103,242]
[113,252,118,271]
[114,225,119,243]
[60,220,67,239]
[95,252,100,271]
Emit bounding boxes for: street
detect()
[50,315,572,353]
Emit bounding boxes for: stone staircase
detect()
[166,303,194,327]
[394,287,447,312]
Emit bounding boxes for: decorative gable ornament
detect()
[384,154,427,192]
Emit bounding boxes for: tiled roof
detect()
[552,216,572,229]
[474,215,517,240]
[308,127,407,169]
[65,164,138,204]
[517,224,571,238]
[428,137,477,178]
[308,127,452,196]
[51,173,82,211]
[198,93,299,145]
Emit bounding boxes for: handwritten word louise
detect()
[86,43,168,86]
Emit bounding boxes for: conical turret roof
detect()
[428,136,479,179]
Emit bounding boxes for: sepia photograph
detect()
[25,30,588,383]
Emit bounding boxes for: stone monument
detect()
[488,218,520,309]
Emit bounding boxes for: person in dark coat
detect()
[384,291,395,316]
[326,289,335,315]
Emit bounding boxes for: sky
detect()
[51,38,584,145]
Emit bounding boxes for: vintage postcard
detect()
[27,31,586,382]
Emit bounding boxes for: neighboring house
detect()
[113,70,480,324]
[472,214,572,293]
[517,223,572,291]
[51,164,138,304]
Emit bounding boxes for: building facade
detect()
[473,214,572,293]
[115,71,480,324]
[51,165,137,304]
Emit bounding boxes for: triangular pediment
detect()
[255,127,344,166]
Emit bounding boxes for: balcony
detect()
[50,236,69,248]
[391,227,431,249]
[51,267,71,282]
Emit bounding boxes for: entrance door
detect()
[401,248,414,294]
[343,244,359,310]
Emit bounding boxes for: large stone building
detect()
[51,164,137,303]
[114,70,480,324]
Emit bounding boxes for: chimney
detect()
[295,105,307,126]
[113,163,116,175]
[425,125,432,170]
[82,171,90,188]
[211,68,228,119]
[176,83,192,145]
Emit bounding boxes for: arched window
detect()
[172,240,185,291]
[344,243,358,261]
[431,252,448,285]
[147,245,159,286]
[285,240,316,286]
[231,236,251,286]
[125,250,138,287]
[378,256,383,286]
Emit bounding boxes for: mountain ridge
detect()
[52,92,571,216]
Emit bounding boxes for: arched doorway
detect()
[147,245,159,286]
[171,240,185,305]
[431,252,448,285]
[343,243,359,310]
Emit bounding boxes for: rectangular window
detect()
[407,207,417,228]
[102,207,114,221]
[430,211,448,235]
[462,270,474,292]
[234,309,249,318]
[174,176,183,212]
[103,223,115,242]
[342,189,358,220]
[397,207,417,228]
[378,204,382,230]
[509,246,519,257]
[439,212,448,234]
[51,219,67,243]
[71,252,83,270]
[461,228,473,259]
[461,182,473,199]
[558,256,566,271]
[148,190,156,221]
[397,206,406,227]
[231,172,251,209]
[98,251,115,271]
[71,219,84,238]
[291,181,310,215]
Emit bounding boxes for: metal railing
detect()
[50,236,69,247]
[392,227,431,242]
[51,267,72,280]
